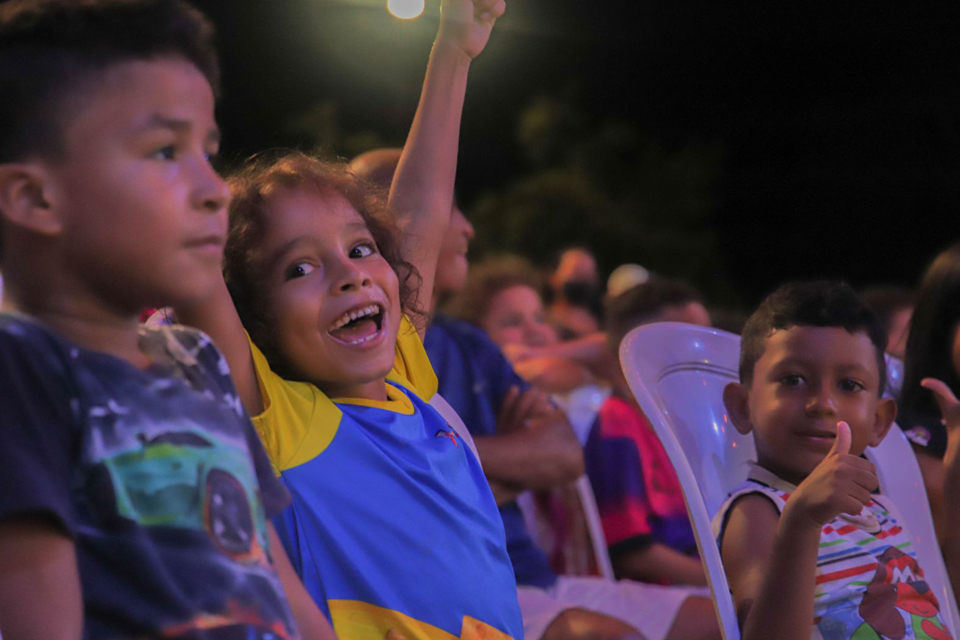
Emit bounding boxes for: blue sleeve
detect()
[480,336,530,408]
[0,329,78,533]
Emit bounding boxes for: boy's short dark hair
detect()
[0,0,218,263]
[605,278,703,352]
[0,0,218,164]
[739,281,888,392]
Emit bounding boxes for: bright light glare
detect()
[387,0,425,19]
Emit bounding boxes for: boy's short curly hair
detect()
[223,151,422,378]
[739,281,887,393]
[0,0,218,262]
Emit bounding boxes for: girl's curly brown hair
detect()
[223,151,422,379]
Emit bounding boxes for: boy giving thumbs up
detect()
[713,281,955,640]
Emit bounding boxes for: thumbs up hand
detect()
[785,422,880,531]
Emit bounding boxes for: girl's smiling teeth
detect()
[327,304,385,345]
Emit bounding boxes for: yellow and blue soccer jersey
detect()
[249,317,523,640]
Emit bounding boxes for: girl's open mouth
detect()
[327,304,385,346]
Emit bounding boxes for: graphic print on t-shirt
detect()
[78,329,295,638]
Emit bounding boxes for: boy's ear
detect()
[723,381,754,435]
[0,163,63,238]
[868,397,898,448]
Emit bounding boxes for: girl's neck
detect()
[322,377,390,402]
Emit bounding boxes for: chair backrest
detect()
[515,476,617,582]
[885,353,904,399]
[869,422,960,629]
[620,321,960,639]
[429,392,482,466]
[619,322,746,639]
[574,474,617,581]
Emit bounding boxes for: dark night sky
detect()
[62,1,960,303]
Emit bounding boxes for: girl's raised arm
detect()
[177,276,263,415]
[388,0,504,336]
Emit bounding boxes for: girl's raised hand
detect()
[438,0,506,61]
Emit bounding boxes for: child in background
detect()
[899,243,960,542]
[0,1,335,638]
[860,285,915,362]
[411,207,721,639]
[449,255,609,441]
[176,0,523,638]
[588,279,709,587]
[714,281,960,640]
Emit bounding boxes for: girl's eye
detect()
[349,243,375,259]
[286,262,316,280]
[781,374,805,387]
[839,379,866,393]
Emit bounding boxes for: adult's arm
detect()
[473,408,584,490]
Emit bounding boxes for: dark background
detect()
[168,1,960,305]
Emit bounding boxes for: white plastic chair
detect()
[885,353,905,399]
[619,321,960,640]
[575,474,617,581]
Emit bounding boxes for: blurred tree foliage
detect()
[283,99,391,161]
[471,92,738,304]
[281,91,738,305]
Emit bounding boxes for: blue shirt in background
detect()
[425,314,558,589]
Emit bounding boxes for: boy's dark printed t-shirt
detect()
[0,313,300,639]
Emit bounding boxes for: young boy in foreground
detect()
[714,281,959,640]
[0,1,334,638]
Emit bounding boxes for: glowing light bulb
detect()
[387,0,425,19]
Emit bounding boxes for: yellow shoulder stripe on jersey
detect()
[248,336,341,474]
[388,315,438,401]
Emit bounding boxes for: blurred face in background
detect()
[483,284,558,350]
[434,204,475,296]
[550,248,600,297]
